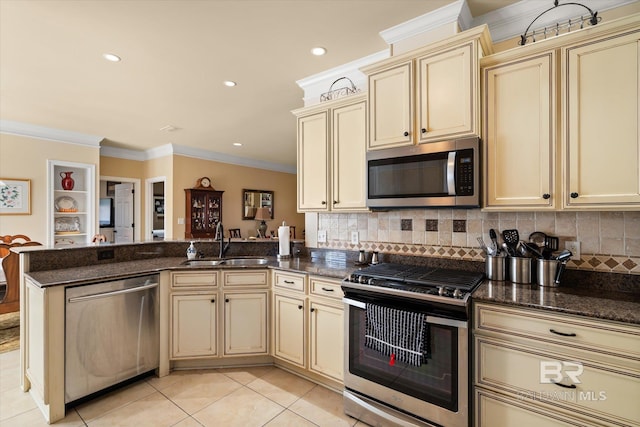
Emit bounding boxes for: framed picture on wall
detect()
[0,178,31,215]
[154,197,164,216]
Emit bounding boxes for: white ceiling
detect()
[1,0,521,170]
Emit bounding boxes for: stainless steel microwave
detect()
[366,137,480,209]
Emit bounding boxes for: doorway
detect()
[147,177,166,241]
[99,177,141,242]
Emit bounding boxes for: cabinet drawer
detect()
[309,276,343,300]
[475,303,640,360]
[273,270,305,293]
[171,272,218,288]
[222,270,268,287]
[475,336,640,426]
[475,388,595,427]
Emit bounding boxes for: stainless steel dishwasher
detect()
[65,274,159,404]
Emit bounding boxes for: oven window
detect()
[348,305,458,411]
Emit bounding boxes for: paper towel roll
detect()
[278,223,290,256]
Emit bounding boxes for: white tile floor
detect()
[0,349,368,426]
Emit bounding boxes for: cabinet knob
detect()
[298,305,303,310]
[210,299,215,303]
[310,307,316,312]
[333,200,338,205]
[225,298,229,303]
[321,201,326,205]
[403,131,409,137]
[570,192,579,199]
[542,193,551,199]
[421,128,426,134]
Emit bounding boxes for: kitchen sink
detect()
[223,257,268,266]
[182,257,268,267]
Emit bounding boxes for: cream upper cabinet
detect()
[482,52,556,210]
[367,61,414,149]
[417,42,476,143]
[480,15,640,211]
[562,29,640,209]
[294,94,368,212]
[363,25,491,151]
[296,111,329,211]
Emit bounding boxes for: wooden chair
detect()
[0,234,42,314]
[228,228,241,238]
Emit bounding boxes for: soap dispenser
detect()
[186,241,197,260]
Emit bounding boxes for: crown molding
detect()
[379,0,466,45]
[171,144,296,174]
[0,120,103,147]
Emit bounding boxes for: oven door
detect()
[343,295,469,427]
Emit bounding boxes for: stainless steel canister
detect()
[537,259,561,287]
[509,257,532,284]
[485,255,506,281]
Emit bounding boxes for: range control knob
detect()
[453,289,463,299]
[438,286,445,296]
[359,275,369,284]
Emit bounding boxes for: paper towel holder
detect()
[277,220,292,260]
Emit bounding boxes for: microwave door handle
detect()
[447,151,456,195]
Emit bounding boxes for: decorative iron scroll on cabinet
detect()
[519,1,600,46]
[320,77,360,102]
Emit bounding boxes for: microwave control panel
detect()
[455,149,474,196]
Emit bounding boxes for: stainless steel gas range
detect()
[341,263,484,427]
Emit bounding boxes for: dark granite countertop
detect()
[473,281,640,325]
[25,256,358,288]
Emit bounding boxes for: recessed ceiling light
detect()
[223,80,237,87]
[233,142,242,147]
[103,53,121,62]
[311,47,327,56]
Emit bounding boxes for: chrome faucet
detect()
[215,222,231,258]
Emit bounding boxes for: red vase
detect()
[60,171,75,190]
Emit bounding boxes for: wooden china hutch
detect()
[184,177,223,238]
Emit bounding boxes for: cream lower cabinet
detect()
[170,270,268,360]
[171,294,217,358]
[170,271,219,359]
[473,302,640,427]
[272,271,344,386]
[293,93,368,212]
[223,291,268,356]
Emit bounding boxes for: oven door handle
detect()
[344,297,468,329]
[427,315,467,329]
[343,297,366,309]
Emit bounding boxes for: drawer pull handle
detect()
[321,287,334,292]
[549,328,576,337]
[284,280,295,284]
[551,380,577,389]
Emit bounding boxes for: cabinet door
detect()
[418,43,475,143]
[563,31,640,208]
[309,300,344,382]
[483,52,555,209]
[368,61,413,150]
[223,292,268,355]
[332,100,368,211]
[171,294,217,359]
[273,293,305,367]
[297,111,329,211]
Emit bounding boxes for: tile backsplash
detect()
[317,210,640,275]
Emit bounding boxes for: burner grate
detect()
[355,263,483,290]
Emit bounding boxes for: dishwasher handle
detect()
[67,282,158,303]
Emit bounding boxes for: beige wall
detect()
[173,155,303,239]
[0,133,100,245]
